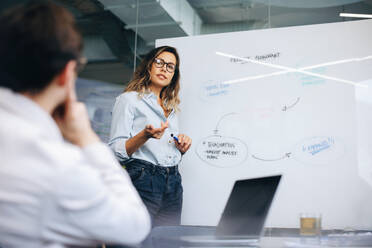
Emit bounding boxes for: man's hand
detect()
[144,121,168,139]
[174,134,192,154]
[53,85,99,147]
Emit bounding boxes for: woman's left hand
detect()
[175,134,192,155]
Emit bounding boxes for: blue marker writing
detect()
[171,133,179,143]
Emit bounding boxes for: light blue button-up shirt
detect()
[109,91,182,167]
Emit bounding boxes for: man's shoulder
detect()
[0,115,83,169]
[20,134,84,170]
[0,124,88,192]
[0,110,39,142]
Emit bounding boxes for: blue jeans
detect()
[123,159,183,227]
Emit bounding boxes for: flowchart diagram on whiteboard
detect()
[157,19,372,229]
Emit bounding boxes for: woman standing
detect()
[109,46,192,226]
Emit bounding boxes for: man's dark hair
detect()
[0,0,83,93]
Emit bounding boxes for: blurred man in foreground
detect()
[0,1,150,247]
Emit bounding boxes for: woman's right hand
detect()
[144,121,168,139]
[125,121,169,156]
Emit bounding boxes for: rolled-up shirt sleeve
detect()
[108,95,134,162]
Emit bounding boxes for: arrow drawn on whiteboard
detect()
[282,97,300,111]
[213,112,238,134]
[251,152,291,161]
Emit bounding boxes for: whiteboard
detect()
[157,19,372,229]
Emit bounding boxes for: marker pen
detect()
[171,133,179,143]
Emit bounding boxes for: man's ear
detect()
[56,60,77,87]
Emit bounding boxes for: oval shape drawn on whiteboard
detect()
[196,135,248,167]
[292,136,345,166]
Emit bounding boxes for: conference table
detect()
[148,226,372,248]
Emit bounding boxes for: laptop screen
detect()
[215,175,282,237]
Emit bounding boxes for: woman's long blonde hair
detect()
[125,46,181,112]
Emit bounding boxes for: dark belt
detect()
[122,158,179,175]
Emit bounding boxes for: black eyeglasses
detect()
[153,58,176,73]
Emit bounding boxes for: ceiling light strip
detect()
[216,51,368,88]
[340,13,372,18]
[300,55,372,70]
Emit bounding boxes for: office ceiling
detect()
[71,0,372,56]
[1,0,372,83]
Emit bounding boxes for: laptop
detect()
[180,175,282,247]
